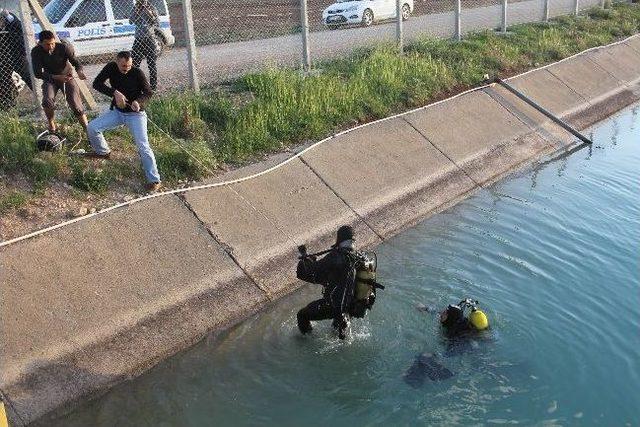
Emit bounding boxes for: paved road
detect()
[82,0,597,93]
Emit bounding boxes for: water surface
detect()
[57,105,640,426]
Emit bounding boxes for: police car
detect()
[322,0,413,29]
[34,0,174,57]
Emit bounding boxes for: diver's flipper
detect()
[404,352,454,388]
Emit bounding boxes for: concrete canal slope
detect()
[3,36,640,425]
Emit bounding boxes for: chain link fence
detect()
[0,0,631,114]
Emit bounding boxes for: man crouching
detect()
[87,51,161,192]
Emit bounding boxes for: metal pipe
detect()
[300,0,311,71]
[544,0,550,22]
[182,0,200,92]
[396,0,404,53]
[494,78,592,144]
[501,0,507,33]
[455,0,461,41]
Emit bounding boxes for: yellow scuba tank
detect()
[469,307,489,330]
[355,252,377,301]
[1,399,9,427]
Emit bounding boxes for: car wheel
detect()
[401,4,411,21]
[361,9,373,27]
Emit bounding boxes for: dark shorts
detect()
[41,78,84,115]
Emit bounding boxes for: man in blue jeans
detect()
[87,51,161,192]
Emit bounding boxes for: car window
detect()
[44,0,77,24]
[66,0,107,26]
[112,0,133,19]
[149,0,167,16]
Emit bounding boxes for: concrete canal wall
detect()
[2,35,640,425]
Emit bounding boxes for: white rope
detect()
[1,33,637,248]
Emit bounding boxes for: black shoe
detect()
[299,326,312,335]
[297,313,313,334]
[333,314,350,340]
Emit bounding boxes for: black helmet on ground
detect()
[36,131,65,152]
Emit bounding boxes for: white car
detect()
[33,0,175,57]
[322,0,413,29]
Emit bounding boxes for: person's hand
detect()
[77,70,86,80]
[53,74,73,83]
[113,90,127,109]
[130,100,140,112]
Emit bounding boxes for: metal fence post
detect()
[544,0,550,21]
[396,0,403,53]
[574,0,579,15]
[181,0,200,92]
[300,0,311,71]
[501,0,508,33]
[17,0,43,115]
[455,0,461,41]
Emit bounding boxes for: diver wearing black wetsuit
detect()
[440,303,475,338]
[296,226,358,339]
[404,300,489,387]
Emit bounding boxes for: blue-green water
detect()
[57,105,639,426]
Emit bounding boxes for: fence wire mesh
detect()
[0,0,628,114]
[309,0,397,66]
[509,0,547,27]
[188,0,302,83]
[462,0,503,34]
[579,0,604,11]
[549,0,577,17]
[405,0,457,42]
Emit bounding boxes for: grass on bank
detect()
[1,4,640,209]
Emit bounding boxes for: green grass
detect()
[1,4,640,196]
[151,4,640,162]
[0,190,30,214]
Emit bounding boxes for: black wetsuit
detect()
[296,247,357,334]
[442,317,479,357]
[0,12,30,107]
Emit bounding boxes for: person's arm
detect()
[133,68,153,109]
[296,252,332,284]
[92,63,115,98]
[150,5,160,27]
[30,47,52,82]
[63,41,84,77]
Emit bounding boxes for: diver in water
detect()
[296,225,384,339]
[440,298,490,357]
[404,299,490,388]
[440,299,489,337]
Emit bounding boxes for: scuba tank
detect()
[355,251,377,301]
[350,251,384,318]
[469,307,489,330]
[458,298,489,330]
